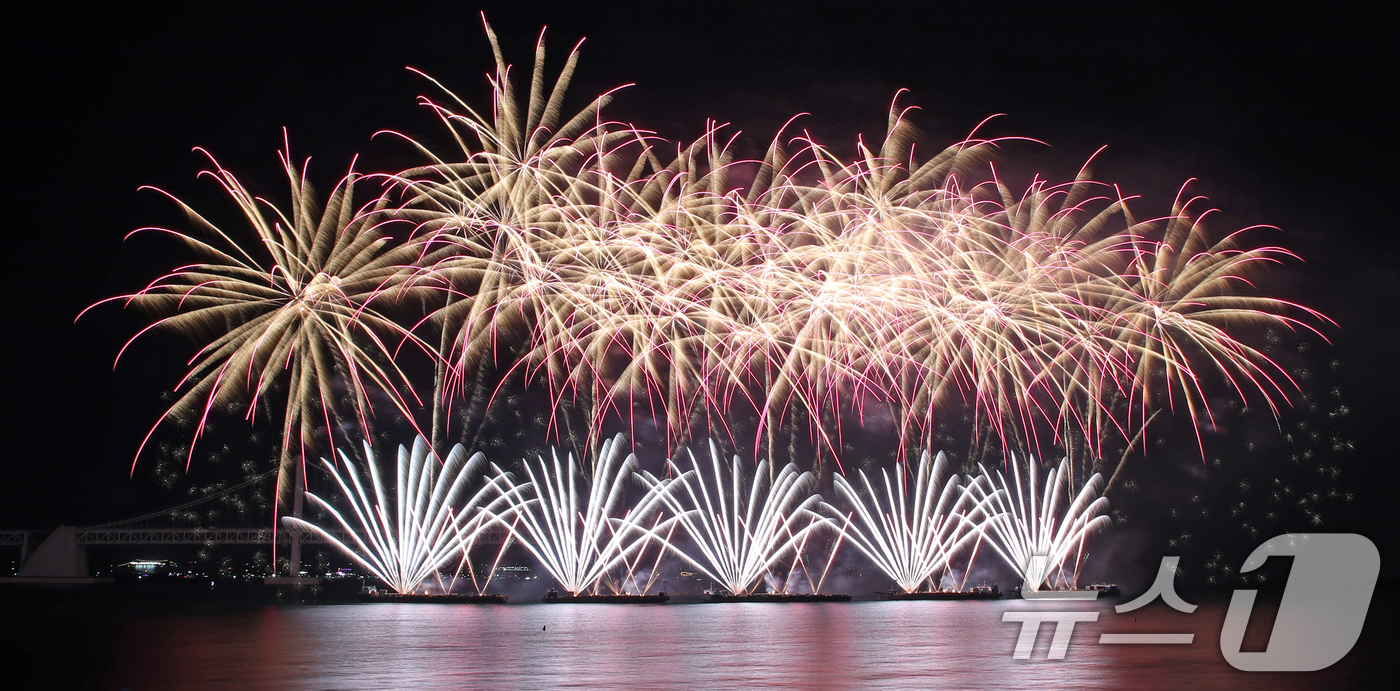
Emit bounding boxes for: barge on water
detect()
[361,590,508,604]
[877,584,1002,600]
[542,588,669,604]
[1010,582,1121,598]
[705,591,852,603]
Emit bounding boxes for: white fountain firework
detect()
[828,451,995,593]
[965,455,1112,591]
[281,437,519,594]
[492,434,677,595]
[646,441,832,595]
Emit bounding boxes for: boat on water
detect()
[360,589,508,604]
[1087,582,1121,596]
[542,587,670,604]
[705,590,852,603]
[1010,582,1121,598]
[878,584,1002,600]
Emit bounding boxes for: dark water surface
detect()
[4,592,1396,690]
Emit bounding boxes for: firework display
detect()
[965,455,1113,591]
[92,23,1325,586]
[18,1,1393,687]
[284,434,1117,597]
[281,436,520,594]
[380,27,1327,467]
[83,148,447,508]
[489,434,678,596]
[827,451,994,593]
[642,440,831,595]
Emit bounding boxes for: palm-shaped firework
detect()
[96,146,438,507]
[828,451,996,593]
[282,436,522,594]
[647,441,832,595]
[1107,192,1332,453]
[492,434,677,595]
[388,23,650,454]
[965,455,1112,591]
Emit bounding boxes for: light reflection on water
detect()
[102,599,1372,690]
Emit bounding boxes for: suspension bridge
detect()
[1,470,506,581]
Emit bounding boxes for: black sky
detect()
[3,0,1397,560]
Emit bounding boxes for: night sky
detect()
[4,2,1398,572]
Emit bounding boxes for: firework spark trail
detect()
[964,454,1112,591]
[281,436,523,594]
[642,440,832,595]
[826,451,1000,593]
[490,433,679,595]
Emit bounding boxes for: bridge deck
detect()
[1,528,509,546]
